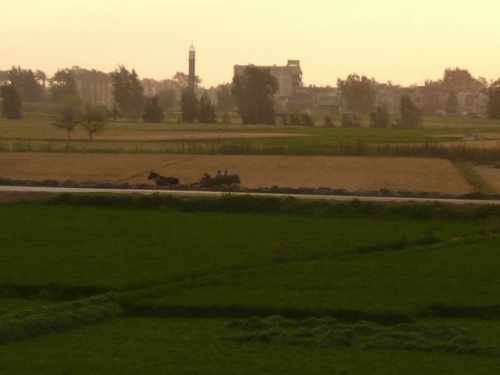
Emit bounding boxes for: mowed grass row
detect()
[1,317,499,375]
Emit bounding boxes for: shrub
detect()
[323,116,334,127]
[289,113,301,126]
[1,85,22,119]
[341,113,360,128]
[142,96,164,123]
[0,293,122,344]
[370,106,391,128]
[399,95,422,128]
[301,113,314,127]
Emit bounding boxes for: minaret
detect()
[188,42,196,92]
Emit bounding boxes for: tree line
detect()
[2,65,500,129]
[337,68,500,127]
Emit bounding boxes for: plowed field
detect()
[0,152,472,193]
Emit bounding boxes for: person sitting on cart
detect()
[200,172,212,184]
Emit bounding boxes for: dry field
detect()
[475,165,500,192]
[0,152,473,194]
[2,129,308,142]
[0,120,307,141]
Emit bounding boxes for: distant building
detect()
[371,84,489,118]
[288,86,340,116]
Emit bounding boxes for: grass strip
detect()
[220,316,500,356]
[42,193,500,220]
[4,137,500,163]
[0,292,122,344]
[453,160,498,194]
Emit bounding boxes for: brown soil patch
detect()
[0,153,472,194]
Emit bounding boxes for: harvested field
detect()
[0,152,472,193]
[1,130,308,141]
[475,166,500,192]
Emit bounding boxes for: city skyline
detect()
[2,0,499,88]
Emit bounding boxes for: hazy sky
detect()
[2,0,499,87]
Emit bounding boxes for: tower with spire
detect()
[188,42,196,92]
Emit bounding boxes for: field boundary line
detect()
[1,186,500,205]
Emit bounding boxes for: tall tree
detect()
[142,96,164,123]
[442,68,482,92]
[399,95,422,128]
[50,69,79,104]
[421,80,441,116]
[338,73,375,114]
[157,88,177,111]
[172,72,201,91]
[370,106,391,128]
[0,70,10,85]
[198,92,216,124]
[110,65,144,117]
[140,78,179,111]
[9,66,43,102]
[35,70,48,88]
[445,90,458,115]
[216,83,236,112]
[129,69,144,116]
[1,85,22,119]
[487,86,500,120]
[232,65,278,125]
[180,89,199,123]
[51,96,82,140]
[72,67,111,105]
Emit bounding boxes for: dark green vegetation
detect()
[232,65,278,125]
[142,96,164,123]
[0,194,499,373]
[1,317,498,375]
[488,86,500,120]
[222,316,499,356]
[0,293,122,345]
[0,85,22,119]
[399,95,423,128]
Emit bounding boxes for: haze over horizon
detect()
[2,0,499,88]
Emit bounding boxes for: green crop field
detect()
[1,116,500,160]
[0,194,499,374]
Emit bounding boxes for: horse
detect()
[148,172,180,186]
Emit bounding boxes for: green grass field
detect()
[1,317,499,375]
[2,112,500,373]
[0,195,499,374]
